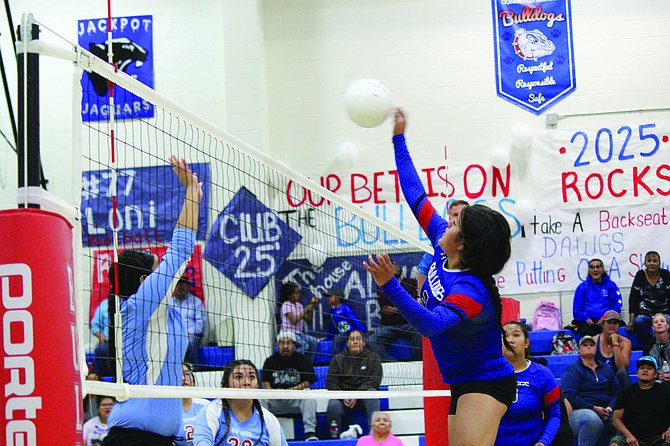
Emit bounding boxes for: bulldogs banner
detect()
[492,0,576,115]
[78,15,154,121]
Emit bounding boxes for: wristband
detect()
[612,343,620,348]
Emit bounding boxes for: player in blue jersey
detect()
[177,363,208,446]
[364,109,515,446]
[102,157,203,446]
[194,359,288,446]
[496,321,561,446]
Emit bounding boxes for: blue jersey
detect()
[379,135,514,384]
[107,227,195,437]
[194,400,288,446]
[176,399,208,446]
[496,361,561,446]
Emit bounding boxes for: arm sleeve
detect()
[342,306,367,333]
[359,355,383,390]
[629,271,643,315]
[417,252,433,276]
[326,356,341,390]
[572,283,587,322]
[91,301,108,337]
[560,366,592,410]
[194,297,206,335]
[194,402,219,446]
[380,278,478,337]
[300,356,317,384]
[538,377,562,446]
[608,280,623,313]
[393,134,448,245]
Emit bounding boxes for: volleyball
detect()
[344,78,394,128]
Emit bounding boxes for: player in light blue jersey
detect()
[103,157,203,446]
[176,363,208,446]
[194,360,288,446]
[364,109,515,446]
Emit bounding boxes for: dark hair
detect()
[645,251,661,262]
[279,281,299,305]
[106,249,156,380]
[448,199,469,211]
[457,204,512,350]
[503,321,531,359]
[216,360,264,446]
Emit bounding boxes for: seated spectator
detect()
[594,310,632,389]
[573,259,622,337]
[326,330,382,434]
[609,356,670,446]
[91,299,112,377]
[278,281,318,362]
[355,411,403,446]
[260,331,319,441]
[495,321,561,446]
[643,313,670,386]
[84,371,102,422]
[171,275,206,366]
[367,262,422,362]
[560,335,620,446]
[324,289,368,354]
[83,395,114,445]
[627,251,670,346]
[177,363,208,446]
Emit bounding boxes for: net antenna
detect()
[27,16,455,404]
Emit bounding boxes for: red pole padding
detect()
[0,209,82,445]
[422,337,450,446]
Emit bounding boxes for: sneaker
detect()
[305,433,319,441]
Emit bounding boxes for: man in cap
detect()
[609,356,670,446]
[260,331,318,441]
[560,335,620,446]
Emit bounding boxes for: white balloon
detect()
[306,243,327,268]
[511,123,534,149]
[338,142,359,165]
[344,78,394,128]
[516,199,535,223]
[490,147,510,169]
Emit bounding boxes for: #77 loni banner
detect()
[492,0,576,115]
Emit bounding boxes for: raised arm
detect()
[171,156,203,232]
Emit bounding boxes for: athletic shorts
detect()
[448,374,517,415]
[102,427,175,446]
[610,433,669,446]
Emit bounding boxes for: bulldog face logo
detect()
[88,38,148,96]
[513,28,555,61]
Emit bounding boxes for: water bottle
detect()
[329,420,339,438]
[663,360,669,375]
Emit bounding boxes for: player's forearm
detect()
[176,183,201,231]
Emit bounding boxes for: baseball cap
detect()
[579,335,596,346]
[276,331,299,346]
[322,288,344,298]
[637,355,658,370]
[600,310,623,324]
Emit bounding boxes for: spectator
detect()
[627,251,670,346]
[324,289,368,354]
[560,336,620,446]
[495,321,561,446]
[573,259,622,337]
[278,282,318,362]
[172,275,207,366]
[194,359,288,446]
[355,411,403,446]
[594,310,632,389]
[91,299,112,376]
[367,262,422,362]
[643,313,670,386]
[260,331,319,441]
[84,371,102,422]
[176,363,208,446]
[609,356,670,446]
[83,395,115,445]
[103,157,203,445]
[416,200,468,297]
[326,330,382,433]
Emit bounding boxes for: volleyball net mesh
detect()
[66,38,440,401]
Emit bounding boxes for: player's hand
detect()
[393,108,406,136]
[364,254,396,286]
[170,156,203,202]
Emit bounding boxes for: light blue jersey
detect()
[107,227,195,437]
[176,399,208,446]
[194,399,288,446]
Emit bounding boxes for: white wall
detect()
[4,0,670,328]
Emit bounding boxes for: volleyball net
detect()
[29,20,449,402]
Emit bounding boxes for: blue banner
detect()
[78,15,154,121]
[81,163,209,247]
[274,251,424,334]
[492,1,575,115]
[204,187,303,298]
